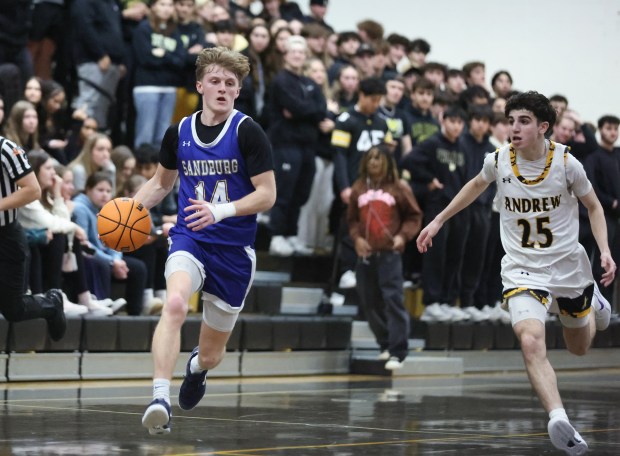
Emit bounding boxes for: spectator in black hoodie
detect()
[459,105,495,310]
[70,0,126,133]
[584,114,620,301]
[259,0,304,23]
[327,31,361,84]
[331,77,389,289]
[131,0,186,149]
[267,36,327,256]
[0,0,33,115]
[402,105,467,309]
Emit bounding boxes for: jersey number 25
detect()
[517,216,553,248]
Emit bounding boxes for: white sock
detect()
[549,408,568,421]
[144,288,154,304]
[190,354,206,374]
[153,378,171,404]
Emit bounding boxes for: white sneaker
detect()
[377,350,390,361]
[87,299,113,316]
[142,399,172,435]
[441,304,470,322]
[420,302,451,322]
[548,416,588,455]
[385,356,404,370]
[329,292,345,306]
[62,293,88,316]
[338,270,356,289]
[488,303,512,324]
[142,297,163,316]
[109,298,127,314]
[269,235,294,256]
[463,306,489,322]
[592,283,611,331]
[480,305,495,320]
[287,236,314,256]
[256,212,270,226]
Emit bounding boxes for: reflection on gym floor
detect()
[1,370,619,455]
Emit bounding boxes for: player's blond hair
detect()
[195,46,250,84]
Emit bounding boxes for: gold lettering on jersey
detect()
[181,159,239,176]
[504,194,562,213]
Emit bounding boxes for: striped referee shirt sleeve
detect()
[1,138,33,183]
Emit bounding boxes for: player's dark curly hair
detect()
[505,91,557,128]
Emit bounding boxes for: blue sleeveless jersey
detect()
[172,110,257,246]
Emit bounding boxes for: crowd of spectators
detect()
[0,0,618,322]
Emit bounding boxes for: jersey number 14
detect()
[194,180,230,204]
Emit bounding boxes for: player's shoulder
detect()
[237,114,261,131]
[238,115,268,140]
[563,150,585,172]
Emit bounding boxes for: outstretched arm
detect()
[417,173,490,253]
[579,189,616,286]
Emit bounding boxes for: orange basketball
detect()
[97,198,151,252]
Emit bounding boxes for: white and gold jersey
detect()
[481,140,591,269]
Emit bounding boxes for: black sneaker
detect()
[44,289,66,341]
[178,346,207,410]
[142,398,172,435]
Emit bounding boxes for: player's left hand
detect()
[600,251,616,287]
[184,198,216,231]
[416,219,443,253]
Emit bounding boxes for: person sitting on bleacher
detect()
[72,171,147,316]
[17,150,118,316]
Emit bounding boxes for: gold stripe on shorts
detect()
[503,287,550,306]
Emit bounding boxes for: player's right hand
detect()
[416,219,443,253]
[600,251,616,287]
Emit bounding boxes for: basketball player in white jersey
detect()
[417,91,615,455]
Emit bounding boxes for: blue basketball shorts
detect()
[166,232,256,311]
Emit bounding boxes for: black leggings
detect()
[0,222,55,322]
[28,233,66,294]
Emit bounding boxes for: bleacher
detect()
[2,239,620,382]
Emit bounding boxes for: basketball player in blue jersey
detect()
[133,47,276,435]
[417,92,615,455]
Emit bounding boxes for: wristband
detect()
[207,202,236,223]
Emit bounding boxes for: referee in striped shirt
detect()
[0,135,66,341]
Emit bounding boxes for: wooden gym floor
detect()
[1,369,619,455]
